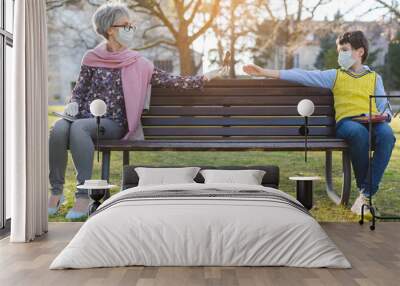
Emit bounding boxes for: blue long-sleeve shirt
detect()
[279,66,393,120]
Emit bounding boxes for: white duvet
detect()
[50,183,351,269]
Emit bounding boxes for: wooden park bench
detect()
[97,79,351,205]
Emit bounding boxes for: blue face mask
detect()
[338,50,356,70]
[116,28,135,48]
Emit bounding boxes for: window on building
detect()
[294,53,300,68]
[154,60,174,73]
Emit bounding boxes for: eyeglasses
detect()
[112,24,137,32]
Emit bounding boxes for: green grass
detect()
[48,105,400,222]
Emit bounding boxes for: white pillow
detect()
[200,169,266,185]
[135,167,201,186]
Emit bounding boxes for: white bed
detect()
[50,183,351,269]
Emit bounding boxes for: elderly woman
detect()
[49,3,222,219]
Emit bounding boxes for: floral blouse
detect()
[70,65,205,128]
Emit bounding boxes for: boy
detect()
[243,31,396,215]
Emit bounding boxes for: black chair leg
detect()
[123,151,130,166]
[101,151,111,199]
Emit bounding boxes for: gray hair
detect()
[92,3,130,39]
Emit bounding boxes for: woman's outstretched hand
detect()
[203,66,229,81]
[243,64,266,77]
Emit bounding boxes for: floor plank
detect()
[0,222,399,286]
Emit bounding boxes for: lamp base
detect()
[88,188,106,215]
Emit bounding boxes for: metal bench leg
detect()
[341,150,351,205]
[325,150,352,205]
[101,150,111,199]
[123,151,130,166]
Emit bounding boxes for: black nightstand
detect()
[289,176,321,210]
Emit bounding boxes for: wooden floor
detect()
[0,222,399,286]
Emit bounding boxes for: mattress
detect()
[50,183,351,269]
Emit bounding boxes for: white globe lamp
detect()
[90,99,107,117]
[297,99,315,117]
[90,99,107,162]
[297,99,315,162]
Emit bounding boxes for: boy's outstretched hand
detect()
[243,64,266,77]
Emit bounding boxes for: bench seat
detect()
[98,138,347,151]
[97,79,352,206]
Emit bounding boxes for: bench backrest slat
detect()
[151,95,332,106]
[142,117,334,126]
[145,106,334,116]
[144,127,334,137]
[143,79,335,140]
[153,87,332,97]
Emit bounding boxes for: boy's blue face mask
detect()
[338,50,356,70]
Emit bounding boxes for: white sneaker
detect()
[351,193,370,215]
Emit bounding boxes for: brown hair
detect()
[336,31,369,63]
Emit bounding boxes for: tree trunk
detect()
[229,39,236,78]
[229,2,236,78]
[285,49,294,69]
[177,33,195,75]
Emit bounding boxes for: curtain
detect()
[7,0,48,242]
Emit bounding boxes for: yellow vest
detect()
[332,69,378,122]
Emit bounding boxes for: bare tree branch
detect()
[46,0,99,10]
[283,0,289,18]
[135,39,176,50]
[263,1,276,20]
[187,0,203,25]
[142,24,165,38]
[375,0,400,18]
[46,0,73,11]
[253,0,333,68]
[304,0,331,19]
[173,0,186,24]
[130,1,179,37]
[184,0,197,13]
[296,0,303,21]
[189,0,220,43]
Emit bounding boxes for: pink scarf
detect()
[82,43,154,140]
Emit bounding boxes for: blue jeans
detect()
[336,118,396,197]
